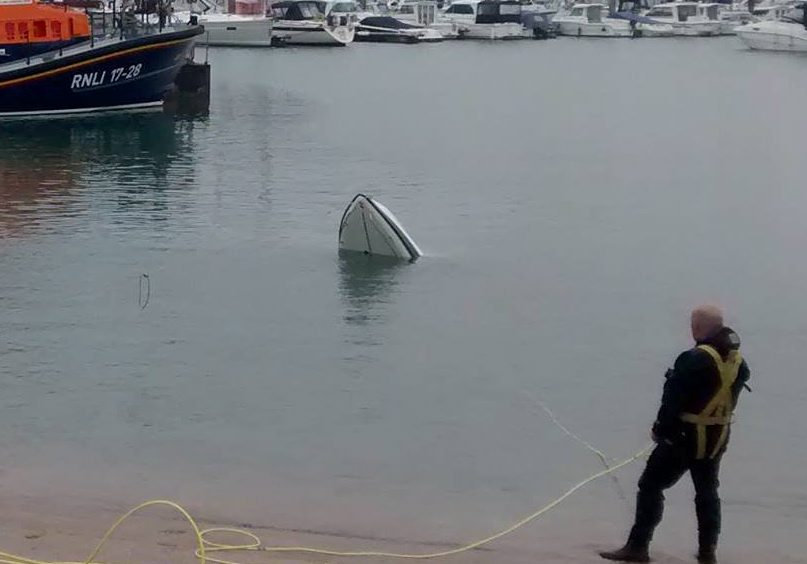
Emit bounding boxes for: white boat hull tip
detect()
[339,194,423,260]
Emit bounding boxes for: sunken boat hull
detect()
[339,194,423,261]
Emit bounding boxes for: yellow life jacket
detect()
[679,344,743,460]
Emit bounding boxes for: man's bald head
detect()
[691,305,724,342]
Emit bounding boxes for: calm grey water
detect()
[1,38,806,562]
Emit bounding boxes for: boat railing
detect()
[84,0,177,43]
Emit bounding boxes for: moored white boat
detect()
[697,3,753,35]
[356,15,445,41]
[736,3,807,50]
[638,1,722,36]
[271,0,356,45]
[328,0,445,41]
[172,0,274,46]
[554,3,635,36]
[183,12,274,46]
[389,0,460,38]
[442,0,528,39]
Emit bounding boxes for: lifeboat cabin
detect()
[0,0,91,64]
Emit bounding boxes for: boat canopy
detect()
[476,0,522,24]
[0,0,90,46]
[359,15,421,28]
[789,2,807,26]
[271,0,325,19]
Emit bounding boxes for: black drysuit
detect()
[627,327,751,551]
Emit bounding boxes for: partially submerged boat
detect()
[0,0,203,117]
[736,2,807,50]
[270,0,356,45]
[339,194,422,261]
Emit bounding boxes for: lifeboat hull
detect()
[0,26,203,117]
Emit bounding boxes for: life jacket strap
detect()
[679,344,742,460]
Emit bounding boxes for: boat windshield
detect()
[703,5,718,20]
[570,6,584,15]
[647,6,672,17]
[273,1,325,18]
[677,4,697,20]
[476,1,521,21]
[445,3,474,14]
[330,1,358,12]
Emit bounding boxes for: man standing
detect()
[600,306,751,564]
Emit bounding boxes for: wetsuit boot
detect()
[697,546,717,564]
[599,544,650,562]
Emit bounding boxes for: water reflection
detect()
[338,252,406,328]
[0,113,202,237]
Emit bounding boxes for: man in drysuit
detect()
[600,305,751,564]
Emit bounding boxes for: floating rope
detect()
[138,273,150,310]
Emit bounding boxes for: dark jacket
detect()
[652,327,751,456]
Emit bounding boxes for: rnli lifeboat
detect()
[0,0,204,116]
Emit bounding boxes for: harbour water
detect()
[1,39,806,563]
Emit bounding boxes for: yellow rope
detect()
[0,444,651,564]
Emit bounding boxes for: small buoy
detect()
[338,194,422,260]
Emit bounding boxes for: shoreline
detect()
[2,490,801,564]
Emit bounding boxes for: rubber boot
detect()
[599,544,650,562]
[697,546,717,564]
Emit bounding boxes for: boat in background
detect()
[696,3,753,35]
[518,0,558,37]
[356,15,446,41]
[748,1,798,21]
[736,1,807,50]
[174,0,274,46]
[638,2,721,36]
[0,0,203,116]
[554,3,636,36]
[389,0,461,38]
[442,0,528,39]
[270,0,356,45]
[190,12,273,45]
[324,0,446,41]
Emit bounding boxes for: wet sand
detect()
[1,487,802,564]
